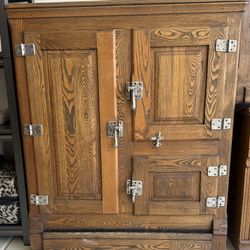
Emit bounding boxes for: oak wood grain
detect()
[7,2,245,249]
[42,214,213,231]
[6,2,247,20]
[97,30,119,214]
[43,232,213,250]
[133,156,218,216]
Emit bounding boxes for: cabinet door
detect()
[132,156,219,216]
[132,27,228,141]
[23,30,119,215]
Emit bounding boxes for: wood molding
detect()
[6,2,247,19]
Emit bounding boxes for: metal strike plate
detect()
[107,121,123,148]
[223,118,231,130]
[211,119,222,130]
[208,166,219,177]
[107,121,123,137]
[228,40,238,53]
[23,124,43,136]
[16,43,35,56]
[127,179,143,203]
[206,197,217,208]
[219,165,227,176]
[217,196,226,207]
[30,195,48,206]
[126,180,143,195]
[126,82,143,100]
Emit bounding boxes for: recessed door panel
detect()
[24,30,119,215]
[153,46,207,124]
[132,156,219,216]
[133,27,227,141]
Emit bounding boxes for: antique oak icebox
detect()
[5,0,248,249]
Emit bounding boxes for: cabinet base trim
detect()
[43,232,213,249]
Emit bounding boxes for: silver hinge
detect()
[126,180,143,203]
[23,124,43,136]
[211,118,231,130]
[208,165,228,177]
[216,39,237,53]
[30,195,48,206]
[126,81,143,110]
[16,43,36,56]
[206,196,226,208]
[107,120,123,148]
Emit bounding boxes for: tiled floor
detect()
[0,236,236,249]
[0,237,30,250]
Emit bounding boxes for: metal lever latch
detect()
[126,82,143,110]
[107,121,123,148]
[126,180,143,203]
[150,132,164,147]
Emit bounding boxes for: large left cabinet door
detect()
[21,30,119,215]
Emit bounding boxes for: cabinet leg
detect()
[212,235,227,250]
[30,233,43,250]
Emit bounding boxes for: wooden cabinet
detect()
[229,106,250,250]
[6,1,247,249]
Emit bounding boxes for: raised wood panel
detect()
[44,50,101,199]
[150,171,200,201]
[153,46,207,124]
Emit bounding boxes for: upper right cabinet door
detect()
[132,26,229,141]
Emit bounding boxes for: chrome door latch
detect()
[126,81,143,110]
[107,121,123,148]
[126,180,143,203]
[150,132,164,147]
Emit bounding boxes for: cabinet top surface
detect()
[5,0,248,9]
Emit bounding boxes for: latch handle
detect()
[126,82,143,111]
[150,132,164,147]
[107,121,123,148]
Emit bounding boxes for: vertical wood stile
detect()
[97,30,119,214]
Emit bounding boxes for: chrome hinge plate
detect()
[206,196,226,208]
[107,121,123,137]
[216,39,237,53]
[23,124,43,136]
[208,166,219,177]
[208,165,228,177]
[211,118,231,130]
[211,119,222,130]
[16,43,36,56]
[217,196,226,207]
[223,118,232,130]
[206,197,217,208]
[30,195,48,206]
[219,165,228,176]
